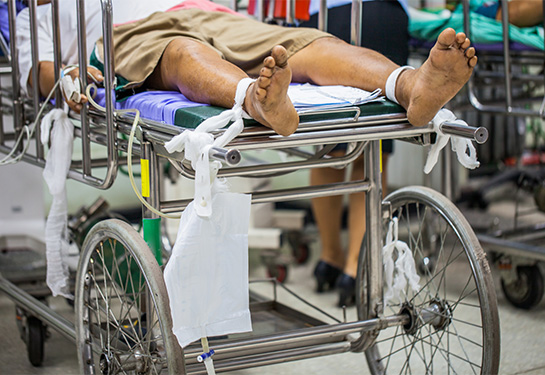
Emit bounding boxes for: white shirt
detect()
[16,0,184,96]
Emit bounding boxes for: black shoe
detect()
[337,273,356,308]
[313,261,342,293]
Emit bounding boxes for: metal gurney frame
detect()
[0,0,500,373]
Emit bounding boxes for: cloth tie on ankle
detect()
[385,66,415,105]
[164,78,255,217]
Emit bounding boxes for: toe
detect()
[271,45,288,67]
[260,67,273,78]
[455,32,466,46]
[465,47,476,59]
[437,28,456,48]
[257,76,271,88]
[461,37,471,50]
[256,86,266,99]
[469,56,478,68]
[263,56,275,69]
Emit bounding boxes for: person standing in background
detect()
[300,0,410,307]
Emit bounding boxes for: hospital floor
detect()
[1,198,545,375]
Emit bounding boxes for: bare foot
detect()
[244,45,299,136]
[396,28,477,127]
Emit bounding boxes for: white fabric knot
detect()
[382,217,420,306]
[424,108,480,174]
[164,78,255,217]
[41,109,74,299]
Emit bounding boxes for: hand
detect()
[63,66,104,113]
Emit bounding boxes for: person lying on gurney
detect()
[17,0,477,136]
[474,0,543,27]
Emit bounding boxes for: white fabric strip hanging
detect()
[40,109,74,299]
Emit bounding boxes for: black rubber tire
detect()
[27,316,45,367]
[501,265,544,310]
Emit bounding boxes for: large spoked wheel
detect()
[75,219,184,374]
[357,186,500,375]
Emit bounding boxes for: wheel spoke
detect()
[361,188,499,375]
[76,220,174,374]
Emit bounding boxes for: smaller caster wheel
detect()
[292,243,310,265]
[267,264,289,283]
[27,316,46,367]
[501,265,544,310]
[287,231,310,265]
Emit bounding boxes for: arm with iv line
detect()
[29,61,104,112]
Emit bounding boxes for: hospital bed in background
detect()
[0,0,499,374]
[411,0,545,309]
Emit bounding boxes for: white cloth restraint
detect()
[424,108,480,174]
[41,109,74,299]
[382,217,420,306]
[385,66,414,105]
[165,77,255,217]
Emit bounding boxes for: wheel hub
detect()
[100,352,117,375]
[422,299,452,331]
[401,299,452,336]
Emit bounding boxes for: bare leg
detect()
[146,38,298,135]
[344,156,365,279]
[342,152,389,278]
[289,28,477,127]
[310,153,346,271]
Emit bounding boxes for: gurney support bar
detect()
[209,147,241,166]
[440,122,489,144]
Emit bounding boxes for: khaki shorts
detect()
[95,8,331,91]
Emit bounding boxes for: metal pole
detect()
[28,0,44,160]
[442,145,453,200]
[440,122,488,144]
[0,276,76,343]
[350,0,362,46]
[96,0,119,189]
[256,0,265,22]
[141,141,162,264]
[7,0,24,135]
[365,141,383,319]
[462,0,471,38]
[161,180,372,213]
[50,0,63,108]
[77,0,92,176]
[500,0,513,110]
[286,0,295,25]
[318,0,328,31]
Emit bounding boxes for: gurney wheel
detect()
[75,219,184,375]
[267,264,288,283]
[26,316,46,367]
[292,243,310,265]
[355,186,500,375]
[287,231,310,264]
[501,265,544,309]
